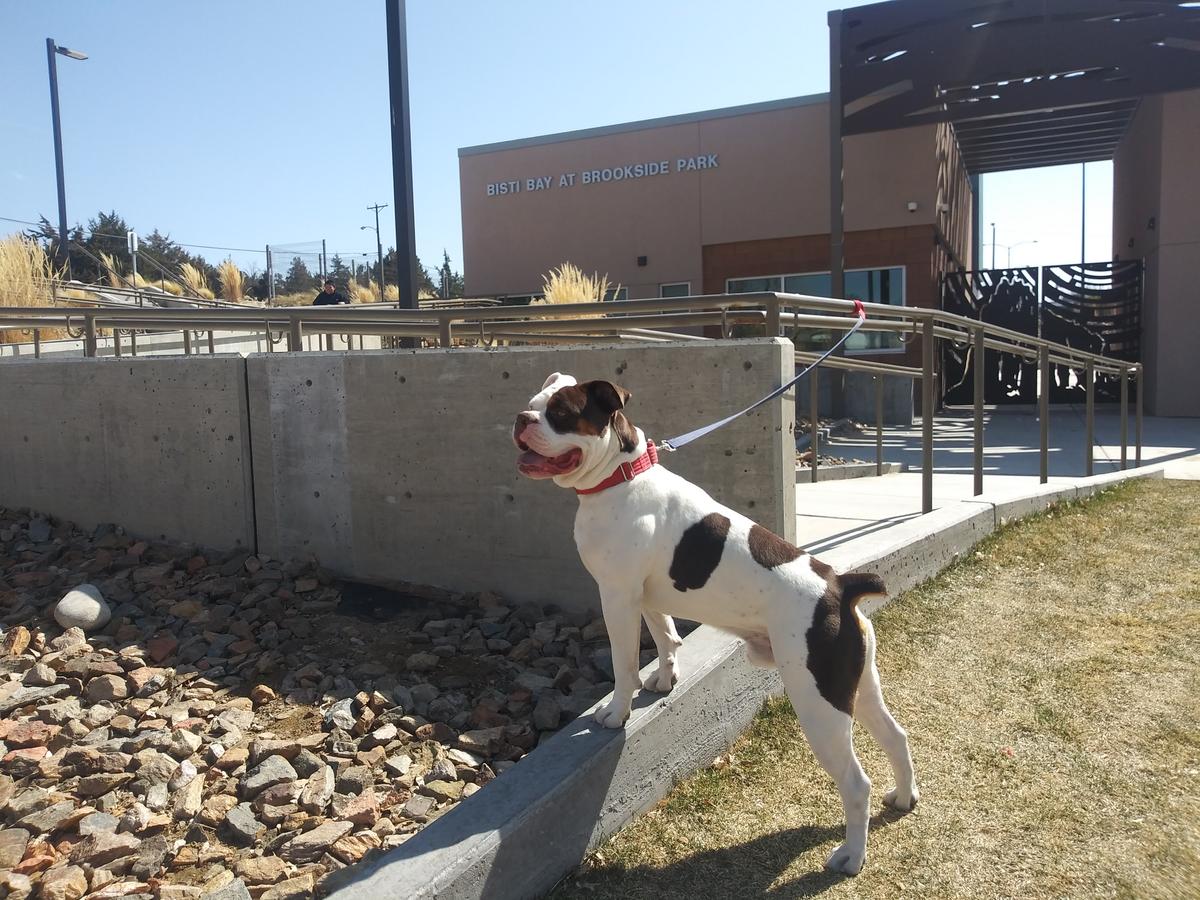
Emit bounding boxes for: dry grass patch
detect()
[554,479,1200,899]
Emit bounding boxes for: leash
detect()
[659,300,867,452]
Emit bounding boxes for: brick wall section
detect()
[702,224,938,370]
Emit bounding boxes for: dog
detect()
[512,372,918,875]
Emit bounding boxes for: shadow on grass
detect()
[559,807,911,900]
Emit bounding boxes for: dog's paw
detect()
[642,665,679,693]
[824,843,865,876]
[883,784,919,811]
[593,701,630,729]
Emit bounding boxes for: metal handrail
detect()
[0,291,1142,511]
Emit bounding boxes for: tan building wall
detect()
[1113,89,1200,417]
[459,95,956,300]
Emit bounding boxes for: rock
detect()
[291,748,323,778]
[53,584,112,632]
[69,831,141,866]
[278,819,352,863]
[16,799,77,834]
[78,811,120,835]
[428,757,458,783]
[222,802,264,846]
[169,759,199,792]
[242,755,298,798]
[0,684,71,716]
[414,722,457,744]
[37,865,88,900]
[200,880,252,900]
[0,872,32,900]
[28,518,52,542]
[247,733,325,766]
[234,855,288,885]
[532,693,562,731]
[85,674,130,703]
[261,874,315,900]
[118,802,151,833]
[197,792,238,827]
[146,634,178,663]
[299,765,334,814]
[249,684,277,705]
[384,754,413,777]
[132,833,170,879]
[335,765,372,795]
[127,666,169,696]
[401,794,435,822]
[0,827,30,867]
[331,829,383,863]
[406,651,440,672]
[22,663,57,686]
[215,747,249,771]
[342,790,381,826]
[323,698,357,732]
[455,726,505,755]
[420,780,464,802]
[173,773,206,820]
[3,625,32,656]
[0,719,60,748]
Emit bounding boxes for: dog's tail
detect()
[838,572,888,606]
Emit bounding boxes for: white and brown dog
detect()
[513,372,918,875]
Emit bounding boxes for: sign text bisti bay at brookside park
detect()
[485,154,719,197]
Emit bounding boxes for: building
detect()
[458,0,1200,417]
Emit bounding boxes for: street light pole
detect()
[46,38,87,275]
[365,205,388,302]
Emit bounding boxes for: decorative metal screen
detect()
[942,261,1141,406]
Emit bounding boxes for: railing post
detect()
[1119,366,1128,470]
[1085,361,1095,477]
[130,331,138,356]
[922,317,935,514]
[208,330,216,354]
[973,325,984,496]
[183,330,192,355]
[765,295,780,336]
[84,315,98,358]
[874,375,883,477]
[33,330,41,359]
[439,317,453,348]
[288,318,303,352]
[1136,365,1143,467]
[810,365,819,484]
[1038,344,1049,484]
[113,329,122,358]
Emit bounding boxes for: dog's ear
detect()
[583,380,631,415]
[542,372,565,390]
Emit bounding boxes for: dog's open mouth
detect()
[516,442,583,478]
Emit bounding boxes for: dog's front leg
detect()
[593,585,643,729]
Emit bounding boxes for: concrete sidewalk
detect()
[796,408,1200,552]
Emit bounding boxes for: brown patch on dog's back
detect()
[748,523,803,568]
[669,513,731,591]
[804,561,886,715]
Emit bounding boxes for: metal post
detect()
[84,315,97,358]
[1136,365,1143,467]
[386,0,420,313]
[266,245,274,303]
[765,296,780,336]
[46,39,71,275]
[1038,345,1049,484]
[921,317,934,514]
[438,317,452,348]
[1085,361,1095,476]
[827,9,846,418]
[130,331,137,356]
[34,330,41,358]
[875,375,883,476]
[183,330,192,355]
[810,366,819,484]
[1120,366,1128,470]
[973,325,984,496]
[113,329,122,358]
[208,330,215,354]
[321,239,327,279]
[288,317,302,352]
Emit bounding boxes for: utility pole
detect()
[367,203,388,302]
[386,0,419,314]
[46,38,88,275]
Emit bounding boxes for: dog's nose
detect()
[515,411,537,431]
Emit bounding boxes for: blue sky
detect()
[2,0,1109,278]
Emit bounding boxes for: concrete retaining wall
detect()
[247,339,796,613]
[0,356,255,549]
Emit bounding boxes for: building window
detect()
[603,287,629,302]
[659,282,691,298]
[727,267,906,353]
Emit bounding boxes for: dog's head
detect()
[513,372,638,481]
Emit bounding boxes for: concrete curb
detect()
[326,465,1166,900]
[795,461,904,483]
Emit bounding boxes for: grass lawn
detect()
[551,479,1200,899]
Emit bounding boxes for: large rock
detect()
[242,755,297,799]
[53,584,112,632]
[278,819,353,863]
[40,865,88,900]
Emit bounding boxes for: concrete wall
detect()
[248,339,796,613]
[459,95,940,299]
[0,356,255,549]
[1112,88,1200,417]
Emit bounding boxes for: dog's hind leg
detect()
[777,655,872,875]
[853,618,918,810]
[641,611,683,693]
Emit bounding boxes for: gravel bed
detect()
[0,508,627,899]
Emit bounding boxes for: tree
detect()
[282,256,316,295]
[380,248,438,298]
[438,250,465,299]
[327,254,352,286]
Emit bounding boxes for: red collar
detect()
[576,441,659,495]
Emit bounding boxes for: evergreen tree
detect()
[438,250,465,298]
[328,254,352,286]
[283,257,316,295]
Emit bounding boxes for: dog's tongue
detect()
[517,447,582,476]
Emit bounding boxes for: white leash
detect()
[660,301,867,452]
